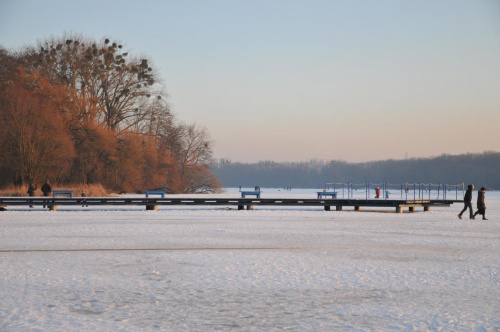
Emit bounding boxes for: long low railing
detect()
[324,182,464,201]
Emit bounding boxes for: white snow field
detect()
[1,189,499,331]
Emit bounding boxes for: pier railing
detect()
[325,182,464,201]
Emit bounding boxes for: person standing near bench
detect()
[41,181,52,208]
[41,181,52,197]
[27,182,36,208]
[458,184,474,219]
[472,187,488,220]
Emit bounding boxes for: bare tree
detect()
[160,123,220,193]
[26,34,165,133]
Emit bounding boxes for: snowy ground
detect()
[1,189,499,331]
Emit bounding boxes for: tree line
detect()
[211,151,500,190]
[0,34,220,193]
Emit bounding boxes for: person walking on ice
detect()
[458,184,474,219]
[472,187,488,220]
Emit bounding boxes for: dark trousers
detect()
[459,201,473,218]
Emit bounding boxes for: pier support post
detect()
[49,205,57,211]
[246,205,253,210]
[336,205,343,211]
[354,206,360,211]
[424,206,430,212]
[324,206,331,211]
[238,205,244,210]
[396,206,402,213]
[146,205,158,211]
[409,207,415,212]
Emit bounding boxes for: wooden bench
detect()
[53,190,73,198]
[145,190,165,198]
[241,191,261,199]
[317,191,338,199]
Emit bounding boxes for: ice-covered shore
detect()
[1,189,499,331]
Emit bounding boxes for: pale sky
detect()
[1,0,499,163]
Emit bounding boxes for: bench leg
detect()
[324,206,330,211]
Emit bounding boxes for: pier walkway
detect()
[0,196,460,213]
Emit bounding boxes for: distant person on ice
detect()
[41,181,52,197]
[472,187,488,220]
[27,182,36,208]
[27,183,36,197]
[41,180,52,209]
[375,187,380,198]
[458,184,474,219]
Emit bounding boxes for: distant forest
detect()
[211,151,500,190]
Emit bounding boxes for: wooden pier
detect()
[0,196,460,213]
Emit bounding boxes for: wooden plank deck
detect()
[0,196,461,213]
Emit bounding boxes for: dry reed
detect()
[0,183,110,197]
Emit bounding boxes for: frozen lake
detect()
[1,189,499,331]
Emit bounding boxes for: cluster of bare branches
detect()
[0,35,220,193]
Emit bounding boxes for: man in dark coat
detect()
[458,184,474,219]
[41,181,52,208]
[41,181,52,197]
[472,187,487,220]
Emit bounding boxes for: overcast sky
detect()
[1,0,499,163]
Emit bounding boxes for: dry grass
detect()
[0,183,110,197]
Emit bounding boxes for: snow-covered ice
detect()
[1,189,499,331]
